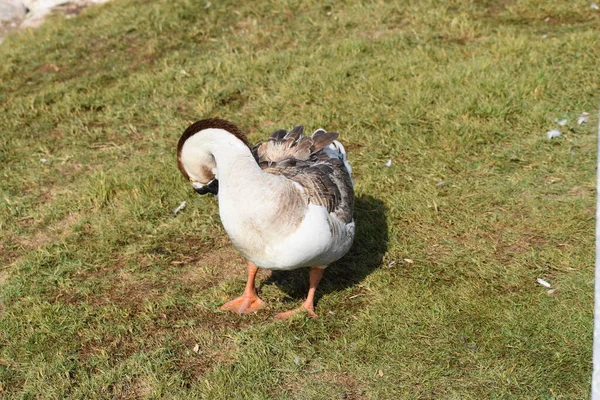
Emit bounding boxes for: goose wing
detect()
[254,127,354,224]
[251,126,339,163]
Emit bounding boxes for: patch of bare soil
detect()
[176,246,249,290]
[174,325,239,377]
[481,0,515,17]
[2,211,82,269]
[277,370,365,400]
[19,212,81,248]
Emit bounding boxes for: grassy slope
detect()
[0,0,597,398]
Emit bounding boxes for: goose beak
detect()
[193,179,219,196]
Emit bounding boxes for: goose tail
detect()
[323,137,353,178]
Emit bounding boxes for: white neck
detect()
[180,128,282,207]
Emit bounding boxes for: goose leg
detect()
[220,261,265,315]
[275,266,325,320]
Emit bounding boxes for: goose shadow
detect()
[261,194,388,302]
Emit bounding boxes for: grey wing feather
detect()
[262,156,354,223]
[311,130,339,154]
[270,129,287,140]
[254,126,339,164]
[252,125,353,223]
[284,126,304,140]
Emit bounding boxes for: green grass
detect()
[0,0,597,398]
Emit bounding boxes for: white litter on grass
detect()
[294,356,300,366]
[436,181,447,187]
[328,311,335,315]
[40,158,47,163]
[172,201,187,216]
[387,260,396,268]
[546,129,561,139]
[192,344,200,353]
[541,34,548,39]
[592,2,599,10]
[385,159,392,167]
[536,278,552,288]
[180,69,190,76]
[579,112,590,125]
[555,118,568,126]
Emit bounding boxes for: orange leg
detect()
[220,261,265,315]
[275,266,325,320]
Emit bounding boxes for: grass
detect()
[0,0,597,398]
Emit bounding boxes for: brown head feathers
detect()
[177,118,251,155]
[176,118,251,180]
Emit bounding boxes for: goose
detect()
[176,118,354,319]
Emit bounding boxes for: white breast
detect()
[216,172,354,271]
[249,205,355,270]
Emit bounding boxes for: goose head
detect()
[176,118,250,195]
[177,146,218,195]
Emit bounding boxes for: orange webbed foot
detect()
[274,301,318,320]
[220,295,265,315]
[275,267,325,320]
[221,261,265,316]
